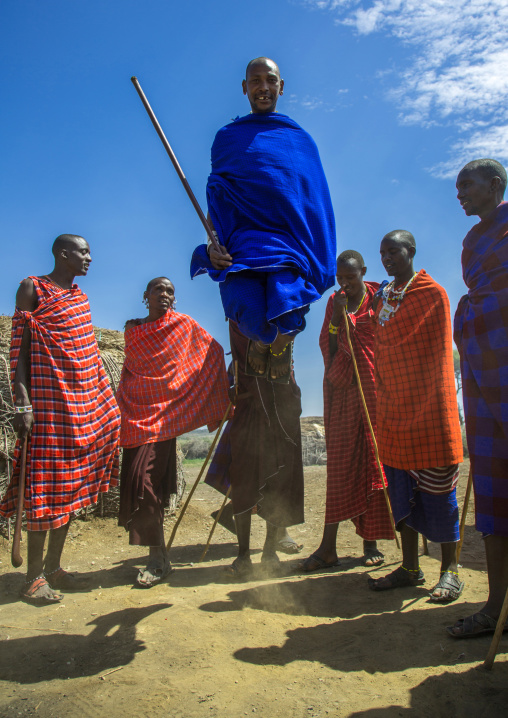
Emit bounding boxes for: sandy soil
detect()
[0,459,507,717]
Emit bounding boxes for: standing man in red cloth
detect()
[0,235,121,604]
[300,251,394,572]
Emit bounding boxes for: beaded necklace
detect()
[378,273,417,326]
[346,287,367,315]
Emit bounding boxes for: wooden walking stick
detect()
[456,466,473,563]
[342,308,400,549]
[199,362,238,562]
[166,402,232,551]
[483,586,508,670]
[11,438,28,568]
[131,76,223,255]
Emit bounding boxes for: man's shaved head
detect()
[245,57,280,79]
[52,234,87,258]
[382,230,416,251]
[458,158,507,195]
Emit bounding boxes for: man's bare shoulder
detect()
[16,278,38,312]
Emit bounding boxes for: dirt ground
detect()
[0,459,507,717]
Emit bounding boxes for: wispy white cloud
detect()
[302,0,508,176]
[288,90,349,111]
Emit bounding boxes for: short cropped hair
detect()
[337,250,365,267]
[52,234,84,257]
[460,158,507,194]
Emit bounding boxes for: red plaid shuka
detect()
[0,276,121,531]
[116,310,231,448]
[320,284,394,540]
[374,270,463,470]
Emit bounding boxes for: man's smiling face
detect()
[242,59,284,114]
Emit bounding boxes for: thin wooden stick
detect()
[456,467,473,563]
[483,586,508,670]
[11,438,27,568]
[130,76,222,254]
[166,402,232,551]
[342,308,400,549]
[199,485,232,562]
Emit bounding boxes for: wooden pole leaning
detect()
[166,402,232,552]
[456,467,473,563]
[130,76,223,255]
[199,362,239,562]
[11,438,28,568]
[483,586,508,670]
[341,308,400,550]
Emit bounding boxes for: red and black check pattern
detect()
[0,277,121,530]
[116,311,231,448]
[320,285,394,539]
[375,270,463,470]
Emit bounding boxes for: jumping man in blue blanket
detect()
[191,57,336,382]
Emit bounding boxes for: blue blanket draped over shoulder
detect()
[190,113,336,339]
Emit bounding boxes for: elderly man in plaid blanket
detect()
[368,230,465,604]
[0,235,121,604]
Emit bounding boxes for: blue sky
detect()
[1,0,506,415]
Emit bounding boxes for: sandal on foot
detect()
[277,537,304,555]
[245,340,269,379]
[363,548,385,567]
[268,343,292,384]
[136,558,173,588]
[368,565,425,591]
[260,552,285,577]
[297,553,341,573]
[45,567,90,591]
[20,576,63,605]
[447,612,508,639]
[224,556,253,580]
[429,571,465,603]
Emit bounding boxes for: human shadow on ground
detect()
[348,664,508,717]
[233,603,508,674]
[0,603,171,683]
[199,570,437,619]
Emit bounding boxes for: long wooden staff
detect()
[342,308,400,549]
[130,76,223,255]
[11,438,28,568]
[456,467,473,563]
[483,586,508,670]
[166,402,232,551]
[199,362,239,562]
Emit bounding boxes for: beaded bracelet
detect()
[328,322,339,335]
[14,405,33,414]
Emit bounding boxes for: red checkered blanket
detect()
[0,276,121,528]
[320,284,393,539]
[116,310,231,448]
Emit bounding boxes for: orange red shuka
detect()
[116,310,231,448]
[374,269,463,470]
[0,276,121,530]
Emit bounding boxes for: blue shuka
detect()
[190,112,336,343]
